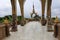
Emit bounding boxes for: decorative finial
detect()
[54,16,59,23]
[33,4,35,13]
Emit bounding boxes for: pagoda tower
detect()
[31,4,37,18]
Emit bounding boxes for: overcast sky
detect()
[0,0,60,18]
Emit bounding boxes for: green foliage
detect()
[25,18,29,20]
[5,15,12,22]
[0,17,4,23]
[52,17,56,20]
[0,15,22,23]
[17,16,22,21]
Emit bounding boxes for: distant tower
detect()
[32,4,35,13]
[31,4,37,18]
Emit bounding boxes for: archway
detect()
[31,13,37,18]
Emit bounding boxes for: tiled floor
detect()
[3,21,58,40]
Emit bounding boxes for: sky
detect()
[0,0,60,18]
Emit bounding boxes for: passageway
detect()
[3,21,58,40]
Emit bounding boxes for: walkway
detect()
[3,21,58,40]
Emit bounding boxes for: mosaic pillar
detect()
[41,0,46,25]
[18,0,25,26]
[47,0,52,31]
[11,0,17,31]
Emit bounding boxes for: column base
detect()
[20,21,25,26]
[41,19,46,26]
[21,23,24,26]
[11,26,17,32]
[47,25,53,32]
[11,29,17,32]
[20,20,26,26]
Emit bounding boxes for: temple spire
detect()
[32,4,35,13]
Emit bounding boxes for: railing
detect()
[0,24,6,40]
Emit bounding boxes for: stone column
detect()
[18,0,25,26]
[40,0,46,25]
[11,0,17,32]
[47,0,52,31]
[47,0,52,18]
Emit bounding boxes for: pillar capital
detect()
[18,0,26,5]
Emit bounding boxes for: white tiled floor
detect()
[3,21,58,40]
